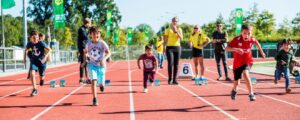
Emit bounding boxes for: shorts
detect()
[233,64,252,81]
[31,61,47,76]
[192,47,203,57]
[89,64,106,86]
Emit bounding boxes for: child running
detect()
[137,45,158,93]
[82,26,111,106]
[24,31,51,96]
[275,39,294,93]
[225,24,265,101]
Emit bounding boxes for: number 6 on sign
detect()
[178,63,194,79]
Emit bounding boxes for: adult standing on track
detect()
[212,22,231,81]
[226,24,265,101]
[189,25,210,80]
[77,18,91,84]
[164,17,183,85]
[156,36,164,69]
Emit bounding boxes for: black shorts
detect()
[233,64,252,81]
[192,47,203,57]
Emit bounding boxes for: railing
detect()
[0,47,77,72]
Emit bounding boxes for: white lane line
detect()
[127,47,135,120]
[30,62,120,119]
[206,68,300,108]
[0,66,77,85]
[31,84,85,120]
[157,72,239,120]
[0,72,78,100]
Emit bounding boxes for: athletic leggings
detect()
[166,46,181,81]
[79,51,88,79]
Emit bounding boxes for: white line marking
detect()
[127,46,135,120]
[206,68,300,108]
[157,72,239,120]
[31,85,85,120]
[0,72,78,100]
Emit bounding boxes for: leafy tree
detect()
[255,10,275,40]
[292,12,300,36]
[61,27,73,50]
[278,18,293,37]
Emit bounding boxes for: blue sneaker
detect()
[231,90,237,100]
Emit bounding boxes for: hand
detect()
[80,62,86,68]
[172,26,178,33]
[281,61,286,65]
[41,57,47,64]
[212,40,217,44]
[138,66,141,69]
[235,48,244,55]
[153,69,157,73]
[100,59,106,66]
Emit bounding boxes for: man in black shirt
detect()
[212,22,231,81]
[78,18,91,84]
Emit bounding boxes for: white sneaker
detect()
[143,88,148,93]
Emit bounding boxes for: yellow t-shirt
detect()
[156,40,164,53]
[189,32,208,49]
[164,28,182,46]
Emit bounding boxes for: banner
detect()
[127,27,133,45]
[144,27,150,41]
[1,0,15,9]
[235,8,243,35]
[106,10,112,37]
[54,0,65,29]
[113,28,119,44]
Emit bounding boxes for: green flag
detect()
[106,10,112,25]
[106,26,111,37]
[113,28,119,44]
[54,0,65,29]
[144,27,150,41]
[127,27,133,45]
[235,8,243,35]
[1,0,15,9]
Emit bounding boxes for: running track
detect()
[0,58,299,120]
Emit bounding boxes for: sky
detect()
[3,0,300,32]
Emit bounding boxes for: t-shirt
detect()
[138,54,157,72]
[275,49,294,69]
[164,27,182,46]
[26,41,48,63]
[212,31,227,53]
[189,32,208,49]
[156,40,164,53]
[85,40,109,66]
[228,35,258,69]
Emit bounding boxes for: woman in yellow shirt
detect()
[189,25,210,80]
[164,17,183,85]
[156,36,164,68]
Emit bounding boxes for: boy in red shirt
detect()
[226,24,265,101]
[137,45,158,93]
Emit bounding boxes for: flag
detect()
[54,0,65,29]
[113,28,119,44]
[235,8,243,35]
[127,27,133,45]
[1,0,15,9]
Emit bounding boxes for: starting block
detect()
[50,80,57,88]
[251,77,257,85]
[195,77,208,85]
[105,80,111,86]
[295,76,300,84]
[154,79,160,86]
[60,79,66,87]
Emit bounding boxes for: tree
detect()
[292,12,300,36]
[278,18,293,37]
[133,24,154,45]
[0,15,23,47]
[255,10,275,40]
[244,3,259,25]
[61,27,73,50]
[27,0,53,26]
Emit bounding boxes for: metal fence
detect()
[0,47,77,72]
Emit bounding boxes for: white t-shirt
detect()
[85,40,109,66]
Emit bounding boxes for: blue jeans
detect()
[275,67,290,89]
[157,53,164,67]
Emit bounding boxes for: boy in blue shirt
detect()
[24,31,51,96]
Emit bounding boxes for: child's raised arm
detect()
[254,40,266,58]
